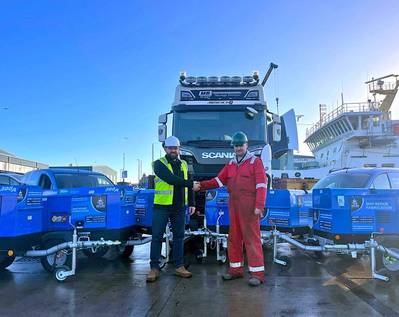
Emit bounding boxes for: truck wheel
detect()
[40,239,71,273]
[83,246,109,259]
[0,255,15,269]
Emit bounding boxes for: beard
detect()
[167,152,178,160]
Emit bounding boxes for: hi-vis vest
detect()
[153,156,189,205]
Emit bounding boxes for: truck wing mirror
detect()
[158,124,167,142]
[260,145,272,175]
[158,113,168,124]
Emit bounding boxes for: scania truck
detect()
[157,64,291,211]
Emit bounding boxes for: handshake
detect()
[193,181,201,192]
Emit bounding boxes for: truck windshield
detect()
[54,173,114,189]
[174,110,266,144]
[313,172,371,189]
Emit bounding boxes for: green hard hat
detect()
[231,131,248,146]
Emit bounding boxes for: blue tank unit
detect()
[261,190,313,234]
[0,185,44,253]
[134,189,155,234]
[204,188,313,234]
[312,188,399,242]
[42,186,127,241]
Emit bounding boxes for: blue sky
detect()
[1,0,398,181]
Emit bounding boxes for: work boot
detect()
[175,266,192,278]
[248,277,263,287]
[222,273,243,281]
[146,269,160,283]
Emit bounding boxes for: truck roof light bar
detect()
[196,77,207,85]
[180,74,260,86]
[231,76,242,84]
[208,76,218,84]
[185,76,196,84]
[220,76,231,83]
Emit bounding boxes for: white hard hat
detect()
[164,136,181,147]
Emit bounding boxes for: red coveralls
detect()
[200,152,267,280]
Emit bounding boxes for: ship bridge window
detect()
[361,116,369,129]
[349,117,359,130]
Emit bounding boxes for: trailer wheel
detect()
[382,247,399,272]
[218,249,227,265]
[376,236,399,272]
[0,255,15,270]
[195,249,204,264]
[83,246,109,259]
[54,265,70,282]
[307,238,324,260]
[40,239,71,273]
[119,246,134,258]
[279,256,292,271]
[159,255,168,269]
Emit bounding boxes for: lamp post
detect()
[122,137,128,183]
[137,158,142,185]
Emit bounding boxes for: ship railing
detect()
[306,102,381,138]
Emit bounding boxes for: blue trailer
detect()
[311,168,399,243]
[21,168,136,271]
[261,189,313,234]
[312,188,399,242]
[204,187,312,234]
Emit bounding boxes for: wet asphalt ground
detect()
[1,242,399,317]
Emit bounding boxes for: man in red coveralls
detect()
[196,131,267,286]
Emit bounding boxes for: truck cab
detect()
[158,72,282,180]
[158,71,285,214]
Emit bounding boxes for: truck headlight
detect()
[180,150,194,156]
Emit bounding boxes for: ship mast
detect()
[365,74,399,113]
